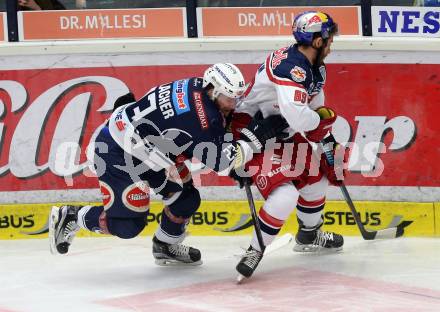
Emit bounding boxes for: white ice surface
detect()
[1,236,440,312]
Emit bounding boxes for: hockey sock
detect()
[296,197,325,228]
[251,208,284,252]
[155,206,188,244]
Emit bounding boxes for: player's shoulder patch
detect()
[290,66,307,83]
[172,79,191,115]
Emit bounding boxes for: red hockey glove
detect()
[305,107,337,143]
[320,140,350,186]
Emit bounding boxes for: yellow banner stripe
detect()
[0,201,437,239]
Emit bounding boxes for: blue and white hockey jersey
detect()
[236,44,327,133]
[107,77,243,172]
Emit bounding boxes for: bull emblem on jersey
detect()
[290,66,307,83]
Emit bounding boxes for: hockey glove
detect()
[305,107,337,143]
[240,111,289,152]
[229,168,253,189]
[320,135,350,186]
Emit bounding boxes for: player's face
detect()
[322,35,334,59]
[216,94,237,114]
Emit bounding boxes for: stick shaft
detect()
[339,183,374,239]
[244,181,266,252]
[321,136,375,239]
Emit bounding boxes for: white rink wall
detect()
[0,37,439,204]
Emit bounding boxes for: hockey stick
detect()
[236,181,293,283]
[187,162,293,252]
[243,181,293,253]
[321,137,407,240]
[243,180,266,252]
[338,183,406,240]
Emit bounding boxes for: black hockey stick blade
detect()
[321,138,411,241]
[362,220,413,240]
[339,184,412,240]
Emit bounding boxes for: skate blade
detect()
[236,274,247,284]
[293,244,343,253]
[48,206,61,255]
[154,259,203,266]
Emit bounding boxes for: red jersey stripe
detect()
[297,196,326,208]
[259,207,285,228]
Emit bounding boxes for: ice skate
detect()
[294,219,343,252]
[236,245,264,282]
[49,205,81,255]
[152,235,202,266]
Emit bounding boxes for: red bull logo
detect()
[290,66,307,83]
[306,13,327,27]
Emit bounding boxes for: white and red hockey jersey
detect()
[235,44,327,134]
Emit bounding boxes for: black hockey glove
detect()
[240,111,289,152]
[229,168,253,189]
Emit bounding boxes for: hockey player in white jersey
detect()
[231,11,348,279]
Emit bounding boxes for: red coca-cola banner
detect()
[0,63,438,192]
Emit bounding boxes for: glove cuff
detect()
[235,140,254,169]
[240,128,263,151]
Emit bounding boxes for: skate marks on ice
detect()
[99,267,440,312]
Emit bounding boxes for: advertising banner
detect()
[197,6,361,37]
[0,13,6,42]
[372,6,440,37]
[0,201,433,239]
[0,63,438,192]
[18,8,186,40]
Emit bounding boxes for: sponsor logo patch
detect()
[115,120,126,131]
[193,91,209,130]
[99,181,114,210]
[172,79,190,115]
[114,111,126,131]
[256,175,268,190]
[122,183,150,213]
[290,66,306,83]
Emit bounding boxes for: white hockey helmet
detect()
[202,63,246,99]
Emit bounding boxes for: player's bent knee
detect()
[106,217,147,239]
[264,183,299,220]
[267,183,298,206]
[168,184,201,219]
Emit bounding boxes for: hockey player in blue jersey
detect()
[49,63,288,265]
